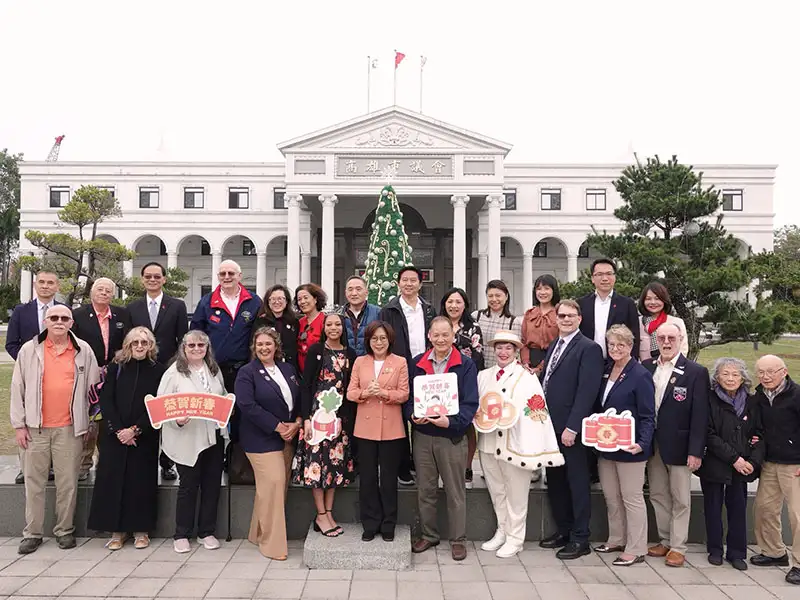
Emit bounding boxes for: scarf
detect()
[646,311,668,334]
[713,381,748,417]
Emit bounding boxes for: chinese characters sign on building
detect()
[336,156,454,178]
[145,392,235,428]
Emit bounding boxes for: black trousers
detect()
[159,449,174,471]
[220,362,245,443]
[398,417,414,478]
[545,442,592,543]
[358,437,404,535]
[174,435,224,539]
[700,478,748,560]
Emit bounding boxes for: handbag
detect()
[226,442,255,486]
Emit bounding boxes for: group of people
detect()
[6,258,800,584]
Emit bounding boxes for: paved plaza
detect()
[0,536,795,600]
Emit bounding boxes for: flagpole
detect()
[419,56,424,113]
[367,56,372,113]
[393,62,397,106]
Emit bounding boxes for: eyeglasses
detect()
[130,340,151,347]
[142,274,163,280]
[656,335,678,343]
[592,271,616,278]
[186,342,207,349]
[607,343,630,350]
[47,315,71,323]
[757,368,785,378]
[219,271,238,277]
[556,313,578,320]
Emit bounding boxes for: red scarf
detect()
[646,311,668,334]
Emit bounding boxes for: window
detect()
[533,242,548,258]
[500,242,506,258]
[201,240,211,256]
[159,241,167,256]
[283,240,288,257]
[184,187,204,209]
[541,189,561,210]
[97,186,116,199]
[722,189,743,211]
[242,239,256,256]
[139,187,159,208]
[586,189,606,211]
[229,187,249,209]
[274,188,287,209]
[501,190,517,211]
[49,186,70,208]
[578,241,590,258]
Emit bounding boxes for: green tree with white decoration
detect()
[364,185,415,306]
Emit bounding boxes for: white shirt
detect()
[221,288,241,319]
[557,328,581,348]
[373,360,385,378]
[653,353,679,417]
[400,296,426,358]
[594,292,613,358]
[146,292,164,314]
[267,365,294,412]
[601,379,615,407]
[35,298,53,333]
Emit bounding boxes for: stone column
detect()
[486,194,503,281]
[450,195,470,290]
[167,252,178,271]
[285,193,303,293]
[301,252,311,286]
[319,194,338,296]
[522,251,534,310]
[20,255,33,303]
[478,252,488,302]
[567,254,579,282]
[211,252,222,283]
[256,252,267,298]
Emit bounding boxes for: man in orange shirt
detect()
[10,305,100,555]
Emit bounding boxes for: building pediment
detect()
[277,107,512,156]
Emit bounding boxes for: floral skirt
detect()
[291,432,355,489]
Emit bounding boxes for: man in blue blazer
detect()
[642,322,709,567]
[539,299,604,559]
[5,270,62,484]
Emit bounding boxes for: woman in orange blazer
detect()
[346,320,410,542]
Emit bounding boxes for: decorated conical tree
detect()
[364,185,414,306]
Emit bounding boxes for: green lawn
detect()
[0,364,16,455]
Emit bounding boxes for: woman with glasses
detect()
[158,331,228,553]
[88,327,166,551]
[637,282,688,360]
[295,283,327,373]
[254,285,299,368]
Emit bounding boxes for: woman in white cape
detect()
[475,330,564,558]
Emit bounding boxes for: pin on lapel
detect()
[670,377,677,384]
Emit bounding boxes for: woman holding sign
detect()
[592,324,655,566]
[157,330,228,554]
[88,327,165,551]
[292,313,356,538]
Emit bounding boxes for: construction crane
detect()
[46,135,65,162]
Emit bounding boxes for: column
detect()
[211,252,222,283]
[450,195,470,290]
[319,194,338,297]
[478,252,488,301]
[567,254,579,282]
[122,260,133,300]
[522,251,534,309]
[301,252,312,285]
[486,194,503,281]
[256,252,267,298]
[167,251,178,271]
[20,258,32,303]
[285,193,302,293]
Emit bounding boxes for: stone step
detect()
[303,523,411,570]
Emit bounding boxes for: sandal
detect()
[134,534,150,549]
[312,512,339,538]
[594,544,625,553]
[326,510,344,535]
[105,533,128,551]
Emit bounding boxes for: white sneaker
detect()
[481,530,506,552]
[173,538,191,553]
[496,541,522,558]
[198,535,220,550]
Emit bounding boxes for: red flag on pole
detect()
[395,51,406,68]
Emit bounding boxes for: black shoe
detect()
[786,567,800,585]
[56,533,76,549]
[49,469,55,481]
[382,531,395,542]
[18,538,42,555]
[465,468,473,489]
[557,542,591,560]
[161,466,178,481]
[539,533,569,549]
[362,531,376,542]
[750,552,789,567]
[728,558,747,571]
[14,471,24,484]
[708,554,723,566]
[398,471,415,486]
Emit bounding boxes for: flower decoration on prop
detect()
[413,372,459,419]
[582,407,636,452]
[474,390,519,433]
[308,388,343,446]
[145,392,235,429]
[523,394,548,423]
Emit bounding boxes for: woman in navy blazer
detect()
[234,326,302,560]
[593,325,656,566]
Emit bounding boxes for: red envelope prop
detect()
[145,393,235,429]
[581,408,636,452]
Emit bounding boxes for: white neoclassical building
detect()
[18,107,776,314]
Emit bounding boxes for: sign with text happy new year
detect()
[145,393,235,429]
[413,373,459,419]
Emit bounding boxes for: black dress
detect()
[88,359,166,533]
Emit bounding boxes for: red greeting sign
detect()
[581,408,636,452]
[144,393,235,429]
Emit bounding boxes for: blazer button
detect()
[383,416,386,420]
[365,416,370,419]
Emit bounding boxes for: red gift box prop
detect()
[581,408,636,452]
[145,392,235,429]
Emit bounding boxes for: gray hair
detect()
[174,330,220,377]
[711,357,753,393]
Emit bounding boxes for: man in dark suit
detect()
[642,322,709,568]
[5,270,62,484]
[71,277,132,479]
[128,261,188,480]
[539,299,604,559]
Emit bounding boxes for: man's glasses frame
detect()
[47,315,72,323]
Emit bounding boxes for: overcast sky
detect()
[1,1,797,225]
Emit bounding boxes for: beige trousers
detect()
[598,457,648,556]
[246,443,293,559]
[479,450,531,546]
[23,425,83,539]
[754,461,800,564]
[647,446,691,554]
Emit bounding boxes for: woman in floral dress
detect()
[292,313,357,537]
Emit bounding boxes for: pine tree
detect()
[364,185,414,306]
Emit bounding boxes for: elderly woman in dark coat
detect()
[698,357,764,570]
[88,327,166,550]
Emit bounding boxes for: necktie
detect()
[40,304,49,333]
[496,368,504,382]
[149,300,158,329]
[543,338,565,392]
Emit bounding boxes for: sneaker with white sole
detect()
[496,541,523,558]
[173,538,191,553]
[198,535,220,550]
[481,530,506,552]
